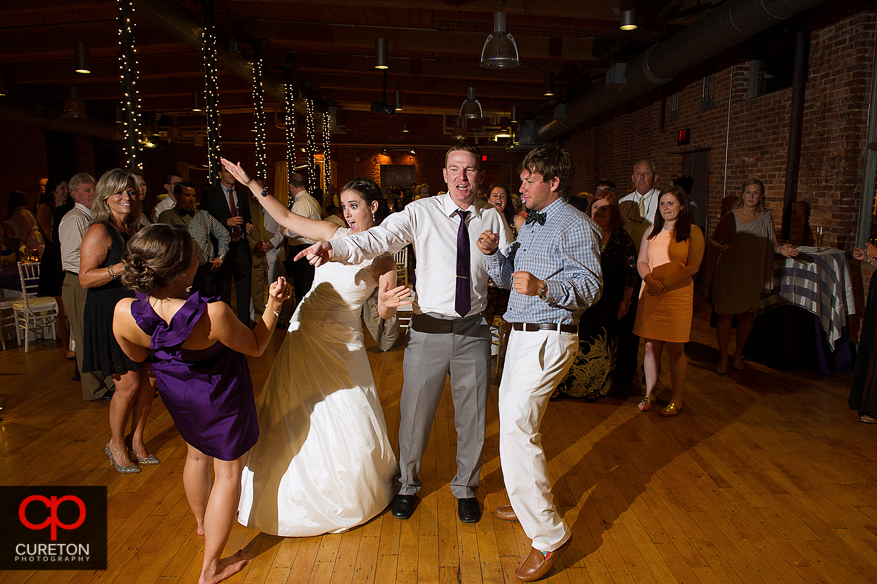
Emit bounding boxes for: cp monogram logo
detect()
[19,495,87,541]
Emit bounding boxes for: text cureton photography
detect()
[0,486,107,571]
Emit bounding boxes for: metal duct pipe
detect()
[0,99,123,140]
[131,0,294,110]
[536,0,826,142]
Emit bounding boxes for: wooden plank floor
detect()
[2,296,877,583]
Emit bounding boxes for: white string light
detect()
[117,0,141,169]
[306,98,317,188]
[202,3,221,183]
[252,45,267,178]
[322,108,331,190]
[285,79,296,210]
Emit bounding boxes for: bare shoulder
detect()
[84,221,111,240]
[114,297,135,321]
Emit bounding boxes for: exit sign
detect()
[677,128,690,146]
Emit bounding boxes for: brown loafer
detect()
[495,505,518,522]
[514,538,571,582]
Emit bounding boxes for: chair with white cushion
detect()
[12,262,58,352]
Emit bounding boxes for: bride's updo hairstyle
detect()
[340,178,390,224]
[122,223,195,295]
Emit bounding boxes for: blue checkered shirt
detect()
[484,197,603,325]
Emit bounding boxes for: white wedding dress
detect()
[238,228,398,536]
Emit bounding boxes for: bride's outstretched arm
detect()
[220,158,338,243]
[375,256,411,319]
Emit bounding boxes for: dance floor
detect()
[2,296,877,584]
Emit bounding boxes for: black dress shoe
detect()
[391,494,416,519]
[457,497,481,523]
[97,390,115,401]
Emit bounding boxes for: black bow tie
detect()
[176,207,195,217]
[525,210,546,226]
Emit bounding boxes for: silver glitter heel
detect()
[105,442,140,474]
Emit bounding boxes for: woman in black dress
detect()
[850,243,877,423]
[80,168,155,473]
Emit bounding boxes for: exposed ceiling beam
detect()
[226,0,619,21]
[253,20,594,62]
[0,1,111,16]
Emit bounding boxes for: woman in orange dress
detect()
[633,185,704,416]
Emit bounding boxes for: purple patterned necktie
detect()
[455,209,471,317]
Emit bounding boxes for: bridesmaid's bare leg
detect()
[198,456,247,584]
[183,444,211,536]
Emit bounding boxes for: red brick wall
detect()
[561,2,876,340]
[0,122,48,211]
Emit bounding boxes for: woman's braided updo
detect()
[122,224,195,295]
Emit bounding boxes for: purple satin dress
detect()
[131,292,259,461]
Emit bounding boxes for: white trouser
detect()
[499,328,578,552]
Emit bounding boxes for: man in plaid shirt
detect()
[158,181,230,296]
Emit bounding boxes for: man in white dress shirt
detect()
[296,144,513,524]
[617,160,660,382]
[59,173,114,400]
[283,172,322,310]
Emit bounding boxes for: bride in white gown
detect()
[221,160,409,536]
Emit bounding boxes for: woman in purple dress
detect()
[113,224,291,584]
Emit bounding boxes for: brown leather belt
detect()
[512,323,577,334]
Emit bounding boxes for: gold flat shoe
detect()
[637,396,655,412]
[660,402,682,417]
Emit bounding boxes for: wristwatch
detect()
[216,254,225,261]
[538,281,548,300]
[259,187,270,198]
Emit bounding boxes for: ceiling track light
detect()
[460,87,482,119]
[394,89,403,112]
[480,12,520,69]
[192,90,203,112]
[452,116,465,139]
[62,86,88,119]
[620,8,638,31]
[375,38,388,70]
[75,42,91,74]
[510,105,518,123]
[543,71,555,97]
